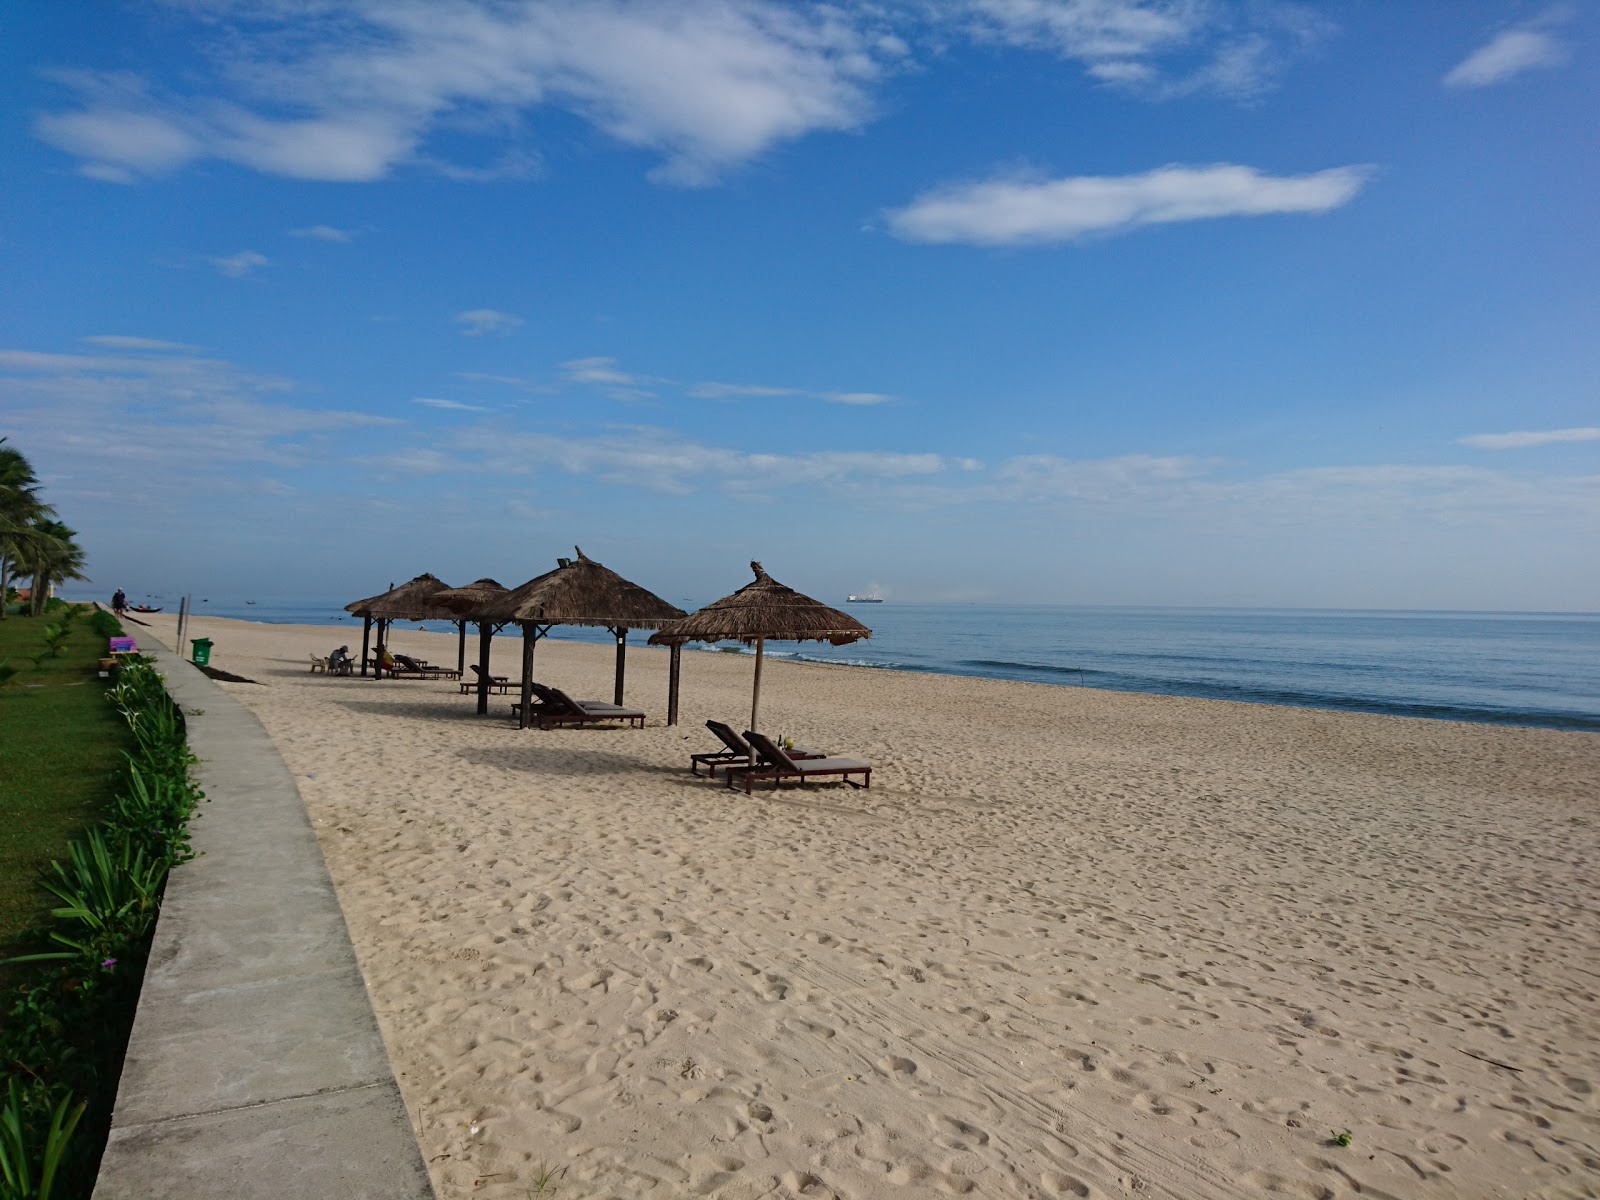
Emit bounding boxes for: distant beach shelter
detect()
[649,562,871,737]
[424,577,511,715]
[477,548,686,729]
[344,573,452,678]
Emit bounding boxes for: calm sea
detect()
[118,594,1600,733]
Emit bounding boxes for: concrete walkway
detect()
[93,644,434,1199]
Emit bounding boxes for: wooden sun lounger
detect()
[511,684,645,729]
[459,664,512,694]
[725,730,871,794]
[691,719,825,778]
[392,653,461,680]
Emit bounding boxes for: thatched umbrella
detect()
[481,548,686,729]
[426,577,511,715]
[648,562,871,735]
[344,573,452,678]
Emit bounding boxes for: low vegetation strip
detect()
[0,608,131,954]
[1,613,205,1200]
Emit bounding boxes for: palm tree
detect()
[0,439,50,619]
[27,518,88,615]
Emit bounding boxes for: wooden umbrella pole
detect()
[456,620,467,678]
[476,622,494,715]
[518,624,537,730]
[374,618,388,679]
[613,627,627,706]
[667,642,681,727]
[750,636,764,736]
[360,615,372,677]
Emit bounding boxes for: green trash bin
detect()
[191,637,213,665]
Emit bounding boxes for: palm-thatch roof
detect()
[426,577,511,619]
[344,573,452,621]
[649,562,871,647]
[484,548,685,628]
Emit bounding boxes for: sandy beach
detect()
[136,612,1599,1199]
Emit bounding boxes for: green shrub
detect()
[85,612,119,640]
[0,1080,84,1200]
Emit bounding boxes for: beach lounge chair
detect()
[690,720,825,777]
[459,663,512,695]
[725,731,871,794]
[392,653,461,680]
[310,653,330,674]
[511,683,645,729]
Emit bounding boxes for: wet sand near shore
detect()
[140,613,1600,1199]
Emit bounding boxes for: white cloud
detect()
[822,390,894,406]
[454,309,524,337]
[691,379,894,405]
[561,356,644,386]
[81,335,202,352]
[0,344,396,500]
[1445,19,1569,88]
[34,1,889,186]
[413,397,490,412]
[690,381,804,400]
[352,447,463,475]
[35,106,201,179]
[887,163,1372,245]
[1459,427,1600,450]
[559,356,658,401]
[449,424,945,496]
[288,224,356,242]
[209,249,269,277]
[995,452,1208,502]
[455,371,555,395]
[959,0,1334,98]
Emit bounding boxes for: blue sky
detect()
[2,1,1595,610]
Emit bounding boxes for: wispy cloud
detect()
[288,224,357,242]
[455,371,555,395]
[209,249,269,278]
[1445,12,1571,88]
[81,335,201,353]
[454,309,523,337]
[957,0,1334,98]
[691,379,895,405]
[350,447,464,476]
[559,356,658,401]
[449,424,944,496]
[0,344,396,506]
[561,356,645,386]
[33,2,889,186]
[1459,427,1600,450]
[413,397,490,413]
[887,163,1372,246]
[823,390,893,406]
[690,381,804,400]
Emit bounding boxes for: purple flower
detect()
[101,958,118,969]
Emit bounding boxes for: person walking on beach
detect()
[112,587,127,616]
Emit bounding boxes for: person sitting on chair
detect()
[329,645,353,675]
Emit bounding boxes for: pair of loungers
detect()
[510,682,646,729]
[692,720,871,793]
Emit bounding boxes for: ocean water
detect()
[118,593,1600,733]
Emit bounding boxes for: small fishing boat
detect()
[130,604,163,613]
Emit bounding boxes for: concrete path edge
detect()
[91,643,436,1199]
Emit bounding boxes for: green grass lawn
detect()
[0,610,133,957]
